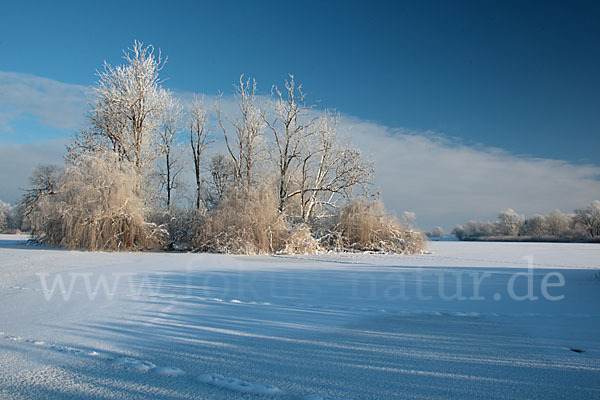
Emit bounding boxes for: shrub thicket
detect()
[162,194,426,255]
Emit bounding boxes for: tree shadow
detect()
[0,235,62,252]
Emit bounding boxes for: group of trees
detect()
[452,201,600,242]
[23,42,424,254]
[0,201,28,233]
[427,226,445,238]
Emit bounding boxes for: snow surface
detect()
[0,234,599,399]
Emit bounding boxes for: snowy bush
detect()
[188,192,427,255]
[30,154,165,251]
[148,208,204,250]
[282,224,322,254]
[188,195,426,255]
[192,186,289,254]
[325,199,426,253]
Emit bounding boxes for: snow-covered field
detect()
[1,234,599,399]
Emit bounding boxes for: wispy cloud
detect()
[0,71,89,135]
[0,72,599,230]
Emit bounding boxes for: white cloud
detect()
[0,71,89,134]
[0,140,67,203]
[1,72,599,232]
[342,116,600,230]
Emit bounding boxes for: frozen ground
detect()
[0,234,599,399]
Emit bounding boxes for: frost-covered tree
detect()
[546,209,571,236]
[217,76,265,189]
[525,214,548,237]
[22,165,62,225]
[157,91,183,210]
[205,153,235,208]
[497,209,525,236]
[452,225,465,240]
[430,226,444,237]
[263,75,316,211]
[295,112,374,221]
[69,41,169,190]
[215,77,373,221]
[189,96,213,209]
[575,200,600,237]
[0,201,10,232]
[463,220,495,238]
[7,203,27,232]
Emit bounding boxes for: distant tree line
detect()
[452,201,600,242]
[0,201,28,234]
[15,42,424,254]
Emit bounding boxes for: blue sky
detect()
[1,0,599,230]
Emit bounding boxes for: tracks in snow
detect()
[1,331,347,398]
